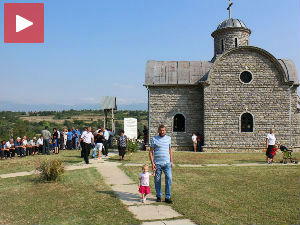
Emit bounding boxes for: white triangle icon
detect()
[16,15,33,33]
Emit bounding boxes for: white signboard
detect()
[124,118,137,139]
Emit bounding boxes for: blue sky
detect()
[0,0,299,106]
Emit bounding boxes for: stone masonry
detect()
[148,86,204,151]
[212,28,251,58]
[144,16,300,152]
[203,48,300,151]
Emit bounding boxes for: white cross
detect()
[227,0,233,19]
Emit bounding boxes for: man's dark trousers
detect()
[82,142,91,164]
[72,137,76,149]
[103,140,108,156]
[67,140,72,150]
[80,142,84,157]
[43,139,50,155]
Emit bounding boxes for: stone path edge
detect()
[1,162,299,179]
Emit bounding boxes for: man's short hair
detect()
[158,125,166,130]
[45,126,48,129]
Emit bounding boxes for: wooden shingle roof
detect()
[145,60,212,86]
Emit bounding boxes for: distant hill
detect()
[0,101,147,112]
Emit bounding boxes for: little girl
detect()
[139,164,154,203]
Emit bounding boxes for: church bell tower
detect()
[211,0,251,60]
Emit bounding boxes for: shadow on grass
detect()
[62,155,81,158]
[96,190,117,198]
[63,160,83,164]
[108,158,122,161]
[234,160,266,163]
[15,174,62,185]
[62,155,82,158]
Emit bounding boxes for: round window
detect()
[240,71,253,84]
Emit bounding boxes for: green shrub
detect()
[127,139,139,153]
[36,159,65,181]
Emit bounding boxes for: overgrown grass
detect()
[110,151,300,165]
[121,165,300,225]
[36,159,65,181]
[0,168,140,225]
[0,150,82,175]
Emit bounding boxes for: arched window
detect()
[221,39,224,52]
[241,113,253,132]
[235,38,238,48]
[173,114,185,132]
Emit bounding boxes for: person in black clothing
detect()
[137,129,141,139]
[143,126,148,151]
[196,132,203,152]
[53,128,59,154]
[80,127,87,158]
[117,130,128,160]
[92,130,105,160]
[60,130,64,150]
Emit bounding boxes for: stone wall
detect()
[213,28,250,57]
[203,49,300,152]
[291,88,300,150]
[148,86,204,150]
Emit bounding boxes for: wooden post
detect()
[104,109,108,128]
[111,108,115,133]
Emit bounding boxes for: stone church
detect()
[144,6,300,151]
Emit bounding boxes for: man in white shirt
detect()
[37,136,43,154]
[80,127,94,164]
[56,129,61,151]
[5,139,12,148]
[22,136,31,156]
[29,137,38,155]
[5,138,15,158]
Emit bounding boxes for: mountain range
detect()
[0,101,147,112]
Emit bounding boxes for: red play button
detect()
[4,3,44,43]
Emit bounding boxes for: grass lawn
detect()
[0,150,83,175]
[110,151,300,165]
[121,165,300,225]
[0,168,140,225]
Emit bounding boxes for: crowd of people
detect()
[2,125,286,167]
[0,126,116,160]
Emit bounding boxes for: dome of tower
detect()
[217,18,247,30]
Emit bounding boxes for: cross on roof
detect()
[227,0,233,19]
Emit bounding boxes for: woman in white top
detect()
[191,133,197,152]
[266,129,276,162]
